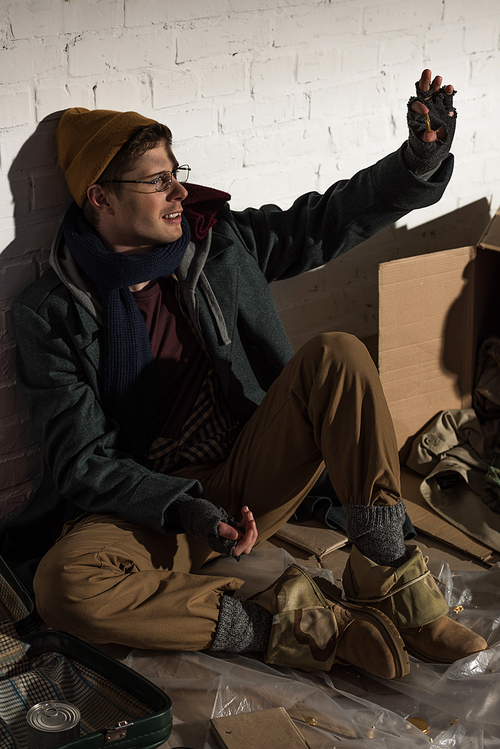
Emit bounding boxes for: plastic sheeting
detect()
[124,547,500,749]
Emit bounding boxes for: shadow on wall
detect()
[0,111,72,523]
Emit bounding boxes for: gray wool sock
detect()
[209,595,272,653]
[344,501,408,568]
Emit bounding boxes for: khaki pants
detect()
[34,333,401,650]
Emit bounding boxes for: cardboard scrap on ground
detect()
[273,520,348,565]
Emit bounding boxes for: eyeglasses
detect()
[105,165,191,192]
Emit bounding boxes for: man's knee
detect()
[298,332,373,371]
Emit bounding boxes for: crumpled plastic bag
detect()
[124,547,500,749]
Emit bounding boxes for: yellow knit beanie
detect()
[56,107,158,207]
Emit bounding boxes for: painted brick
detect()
[310,76,389,119]
[0,385,17,419]
[0,258,38,302]
[176,15,270,63]
[471,55,500,86]
[364,0,441,33]
[33,172,73,210]
[0,87,32,128]
[425,28,465,61]
[184,138,244,179]
[270,267,328,310]
[0,222,16,260]
[0,42,63,85]
[94,76,152,111]
[297,48,339,84]
[36,83,94,123]
[228,165,313,212]
[464,24,498,54]
[229,0,302,10]
[277,291,344,337]
[0,450,42,492]
[68,30,174,77]
[0,485,33,522]
[10,0,121,37]
[124,0,167,28]
[380,34,419,66]
[341,41,380,74]
[152,69,199,109]
[0,414,40,455]
[0,344,11,381]
[0,175,30,220]
[200,61,246,99]
[443,0,499,23]
[243,123,328,167]
[343,278,377,316]
[160,107,216,142]
[1,123,59,177]
[273,5,361,48]
[252,92,309,127]
[218,101,254,133]
[167,0,226,22]
[9,2,64,40]
[251,56,294,93]
[62,0,122,34]
[472,121,495,154]
[484,153,500,186]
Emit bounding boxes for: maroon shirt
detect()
[133,277,209,440]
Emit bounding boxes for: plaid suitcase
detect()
[0,554,173,748]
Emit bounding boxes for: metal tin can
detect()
[26,701,81,748]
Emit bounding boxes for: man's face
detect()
[101,143,188,254]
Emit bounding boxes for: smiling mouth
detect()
[164,212,181,219]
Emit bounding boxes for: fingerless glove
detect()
[404,80,457,176]
[168,496,238,556]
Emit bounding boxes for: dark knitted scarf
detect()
[62,203,191,457]
[61,184,230,458]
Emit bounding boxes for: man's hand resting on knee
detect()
[168,497,258,558]
[217,505,258,557]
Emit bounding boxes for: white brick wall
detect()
[1,0,500,519]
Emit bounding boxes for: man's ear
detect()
[86,184,113,212]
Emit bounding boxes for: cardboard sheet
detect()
[379,246,476,452]
[210,707,311,749]
[273,521,348,561]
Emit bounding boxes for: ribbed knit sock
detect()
[344,501,408,568]
[209,595,273,653]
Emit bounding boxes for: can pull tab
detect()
[104,720,133,742]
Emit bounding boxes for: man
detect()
[7,69,488,679]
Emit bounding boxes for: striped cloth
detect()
[145,365,239,474]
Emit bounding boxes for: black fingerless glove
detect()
[403,80,457,176]
[168,497,238,557]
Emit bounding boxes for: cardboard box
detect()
[379,206,500,564]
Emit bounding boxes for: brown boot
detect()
[343,544,488,664]
[249,564,409,679]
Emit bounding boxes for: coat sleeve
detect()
[226,144,454,282]
[11,289,204,535]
